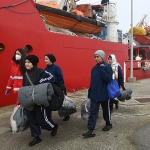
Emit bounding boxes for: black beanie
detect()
[45,54,56,63]
[26,55,39,66]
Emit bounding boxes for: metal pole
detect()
[130,0,133,78]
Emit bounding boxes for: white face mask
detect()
[15,54,21,60]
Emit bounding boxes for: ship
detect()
[0,0,149,107]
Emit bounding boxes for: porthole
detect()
[24,45,32,53]
[0,43,5,52]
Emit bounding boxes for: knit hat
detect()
[25,55,39,66]
[94,50,105,60]
[45,54,56,63]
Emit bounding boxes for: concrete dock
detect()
[0,78,150,150]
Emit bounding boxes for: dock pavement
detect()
[0,78,150,150]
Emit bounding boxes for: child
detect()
[108,54,125,113]
[82,50,113,139]
[23,55,58,147]
[44,54,69,121]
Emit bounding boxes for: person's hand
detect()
[5,90,10,95]
[122,86,126,91]
[100,64,105,66]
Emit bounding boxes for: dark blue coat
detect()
[88,61,113,102]
[117,65,124,88]
[45,64,64,86]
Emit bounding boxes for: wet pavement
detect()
[0,78,150,150]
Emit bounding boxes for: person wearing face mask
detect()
[5,48,26,105]
[44,54,69,121]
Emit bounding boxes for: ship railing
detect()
[125,60,150,71]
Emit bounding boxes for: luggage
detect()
[81,98,91,121]
[126,89,133,100]
[58,96,77,117]
[117,88,133,101]
[10,105,28,133]
[49,83,64,111]
[18,83,54,111]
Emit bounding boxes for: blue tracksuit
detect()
[23,67,56,138]
[88,61,113,130]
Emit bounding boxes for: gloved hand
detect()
[5,90,10,95]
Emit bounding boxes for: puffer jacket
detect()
[6,61,23,94]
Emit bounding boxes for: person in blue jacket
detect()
[108,54,125,113]
[44,54,69,121]
[23,55,58,147]
[82,50,113,138]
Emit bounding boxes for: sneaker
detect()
[102,124,112,131]
[51,124,58,136]
[28,137,41,147]
[82,130,95,138]
[63,115,70,121]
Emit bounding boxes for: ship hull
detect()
[0,0,149,107]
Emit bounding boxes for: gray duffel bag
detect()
[117,88,133,101]
[18,83,54,111]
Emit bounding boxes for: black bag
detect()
[49,83,64,111]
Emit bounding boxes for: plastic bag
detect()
[58,96,77,117]
[10,105,29,133]
[81,98,91,121]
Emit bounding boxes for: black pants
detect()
[27,106,55,138]
[109,99,118,112]
[88,100,111,130]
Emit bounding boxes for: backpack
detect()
[49,83,64,111]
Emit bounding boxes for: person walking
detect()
[82,50,113,139]
[5,48,26,105]
[44,54,70,121]
[23,55,58,147]
[108,54,125,113]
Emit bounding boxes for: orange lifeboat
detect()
[36,3,105,34]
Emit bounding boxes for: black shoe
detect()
[51,124,58,136]
[63,115,70,121]
[28,137,41,147]
[82,130,95,138]
[102,124,112,131]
